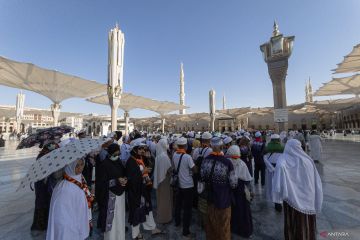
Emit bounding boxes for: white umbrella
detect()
[17,138,109,191]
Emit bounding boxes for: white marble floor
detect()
[0,139,359,239]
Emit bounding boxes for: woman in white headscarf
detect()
[227,145,253,238]
[46,158,92,240]
[272,139,323,240]
[153,138,173,224]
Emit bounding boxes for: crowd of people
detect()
[29,128,324,240]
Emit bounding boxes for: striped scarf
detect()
[176,149,187,154]
[64,173,94,209]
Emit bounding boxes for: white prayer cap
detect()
[239,129,245,134]
[202,132,212,140]
[176,137,187,146]
[210,137,223,146]
[130,138,147,149]
[195,134,201,139]
[226,145,240,157]
[187,132,195,138]
[255,131,262,138]
[223,136,233,145]
[244,132,250,137]
[271,134,280,139]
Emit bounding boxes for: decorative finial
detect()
[273,20,280,36]
[115,22,119,29]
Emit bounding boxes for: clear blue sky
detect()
[0,0,359,117]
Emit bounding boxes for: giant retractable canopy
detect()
[0,56,107,125]
[314,74,360,97]
[87,93,188,133]
[309,97,360,111]
[333,44,360,74]
[87,93,188,113]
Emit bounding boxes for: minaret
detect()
[305,81,309,103]
[209,89,216,131]
[308,77,313,103]
[179,62,186,114]
[222,94,226,110]
[16,91,25,133]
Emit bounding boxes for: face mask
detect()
[110,155,118,161]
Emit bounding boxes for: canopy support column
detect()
[51,103,61,127]
[109,96,120,132]
[210,113,215,132]
[161,117,166,133]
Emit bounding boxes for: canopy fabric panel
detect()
[333,44,360,74]
[87,93,188,114]
[308,97,360,111]
[87,93,153,112]
[314,74,360,96]
[0,56,107,103]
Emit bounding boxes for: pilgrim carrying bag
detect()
[170,153,185,191]
[198,159,217,214]
[195,147,209,194]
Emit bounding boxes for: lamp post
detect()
[108,23,125,132]
[260,22,294,133]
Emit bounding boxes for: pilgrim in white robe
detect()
[46,161,89,240]
[272,139,323,240]
[264,152,283,202]
[308,134,323,161]
[153,139,173,224]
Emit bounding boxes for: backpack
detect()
[170,153,185,190]
[195,147,209,169]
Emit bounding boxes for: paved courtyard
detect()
[0,138,359,240]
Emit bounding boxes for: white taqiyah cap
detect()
[202,132,212,140]
[271,134,280,139]
[255,131,262,138]
[187,132,195,138]
[226,145,240,157]
[210,137,223,146]
[130,138,147,149]
[223,136,233,145]
[176,137,187,145]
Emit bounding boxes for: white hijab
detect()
[153,139,171,189]
[226,145,252,182]
[46,159,89,240]
[272,139,323,214]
